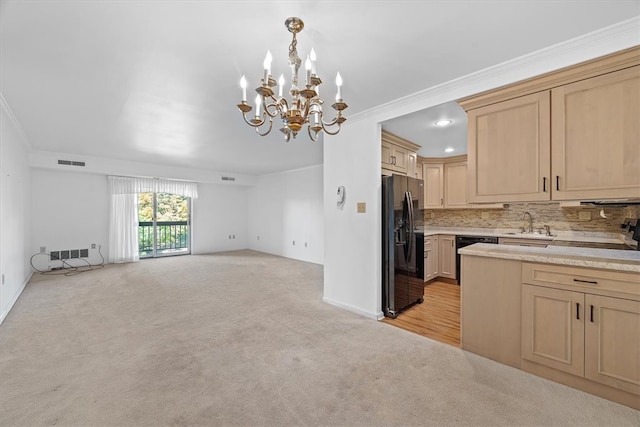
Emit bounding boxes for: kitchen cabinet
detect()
[551,66,640,200]
[466,91,551,203]
[461,256,522,368]
[521,284,585,376]
[443,161,467,208]
[422,163,444,209]
[460,48,640,204]
[423,235,439,282]
[381,131,420,176]
[521,263,640,397]
[438,235,456,279]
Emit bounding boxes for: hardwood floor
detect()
[381,281,461,347]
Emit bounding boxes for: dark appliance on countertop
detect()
[455,235,499,284]
[382,174,424,318]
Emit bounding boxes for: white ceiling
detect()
[1,1,638,175]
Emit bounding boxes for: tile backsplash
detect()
[423,203,640,235]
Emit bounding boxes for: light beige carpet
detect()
[0,250,638,426]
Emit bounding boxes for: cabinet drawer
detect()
[522,262,640,297]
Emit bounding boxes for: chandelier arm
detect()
[255,118,274,136]
[264,100,280,118]
[320,122,342,136]
[241,111,265,128]
[307,125,319,142]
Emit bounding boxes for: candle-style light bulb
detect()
[305,56,312,86]
[310,48,317,75]
[255,94,261,117]
[263,50,272,84]
[335,72,343,101]
[240,75,247,102]
[278,74,285,98]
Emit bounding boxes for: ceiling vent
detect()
[221,176,236,182]
[58,159,86,167]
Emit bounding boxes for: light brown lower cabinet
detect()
[522,284,640,397]
[438,235,456,279]
[423,236,439,282]
[462,256,640,409]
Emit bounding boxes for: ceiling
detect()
[1,1,638,175]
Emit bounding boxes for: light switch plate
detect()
[357,202,366,213]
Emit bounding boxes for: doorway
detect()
[138,192,191,258]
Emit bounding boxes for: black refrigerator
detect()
[382,174,424,318]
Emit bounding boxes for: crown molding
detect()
[352,15,640,123]
[0,92,32,151]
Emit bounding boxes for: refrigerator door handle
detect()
[406,191,414,262]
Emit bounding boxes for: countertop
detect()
[459,243,640,273]
[415,226,637,248]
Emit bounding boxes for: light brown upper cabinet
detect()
[422,163,444,209]
[443,161,469,208]
[551,66,640,200]
[381,130,420,177]
[460,47,640,203]
[466,92,551,203]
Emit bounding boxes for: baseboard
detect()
[322,296,380,320]
[0,271,33,325]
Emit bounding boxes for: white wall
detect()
[30,169,250,267]
[0,104,32,323]
[248,165,324,265]
[191,183,249,254]
[30,170,109,270]
[322,19,640,319]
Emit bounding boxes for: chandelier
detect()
[237,17,347,142]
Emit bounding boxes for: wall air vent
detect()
[57,160,86,167]
[221,176,236,182]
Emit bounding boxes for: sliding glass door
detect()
[138,192,191,258]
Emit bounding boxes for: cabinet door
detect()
[408,152,418,178]
[585,294,640,396]
[438,235,456,279]
[393,144,409,175]
[444,161,467,208]
[381,139,394,170]
[423,163,444,209]
[467,91,551,203]
[521,284,584,376]
[551,66,640,200]
[431,236,439,278]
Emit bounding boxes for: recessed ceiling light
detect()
[444,147,454,153]
[434,119,453,127]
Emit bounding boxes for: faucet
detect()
[522,211,533,233]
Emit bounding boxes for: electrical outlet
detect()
[579,211,592,221]
[228,235,231,239]
[481,212,490,220]
[91,243,96,249]
[430,212,435,219]
[232,235,235,239]
[40,246,46,253]
[257,236,260,240]
[305,242,308,247]
[292,240,295,246]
